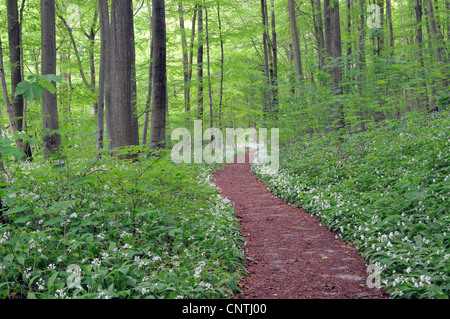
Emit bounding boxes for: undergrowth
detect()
[0,148,245,299]
[252,111,449,299]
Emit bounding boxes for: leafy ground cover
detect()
[0,149,245,299]
[252,111,449,299]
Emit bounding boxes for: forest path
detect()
[214,150,388,299]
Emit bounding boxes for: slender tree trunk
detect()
[346,0,352,70]
[270,0,279,113]
[325,0,344,129]
[358,0,366,131]
[7,0,31,160]
[415,0,428,110]
[386,0,394,57]
[86,11,98,114]
[97,0,110,153]
[217,1,224,126]
[197,4,204,120]
[57,8,94,93]
[178,1,190,122]
[205,2,213,130]
[110,0,138,152]
[376,0,384,56]
[424,6,438,110]
[130,14,139,146]
[426,0,449,88]
[311,0,325,70]
[323,0,333,61]
[41,0,61,156]
[7,0,24,133]
[261,0,272,115]
[331,0,343,95]
[187,9,197,117]
[143,1,153,146]
[150,0,167,149]
[0,36,16,134]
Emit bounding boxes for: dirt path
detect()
[214,151,388,299]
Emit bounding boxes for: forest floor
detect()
[214,150,389,299]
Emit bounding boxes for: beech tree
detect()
[96,0,111,152]
[41,0,61,155]
[109,0,139,152]
[150,0,167,149]
[288,0,304,91]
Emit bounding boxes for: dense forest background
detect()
[0,0,448,300]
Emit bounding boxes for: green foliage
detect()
[15,74,62,102]
[252,111,450,299]
[0,150,245,299]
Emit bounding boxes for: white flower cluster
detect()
[194,261,206,279]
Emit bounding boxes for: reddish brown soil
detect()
[214,151,389,299]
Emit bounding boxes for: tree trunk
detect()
[86,11,98,114]
[110,0,138,152]
[270,0,279,113]
[178,1,190,122]
[197,4,204,120]
[57,8,94,93]
[323,0,333,61]
[331,0,343,95]
[7,0,24,133]
[41,0,61,156]
[415,0,428,110]
[217,0,224,126]
[424,5,438,110]
[143,0,153,146]
[261,0,272,115]
[187,9,197,118]
[426,0,449,88]
[205,2,213,130]
[311,0,325,70]
[357,0,366,131]
[150,0,167,149]
[0,36,16,134]
[386,0,394,56]
[325,0,344,129]
[376,0,384,56]
[345,0,352,70]
[97,0,111,153]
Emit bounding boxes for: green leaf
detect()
[42,74,62,83]
[38,79,56,94]
[47,272,58,290]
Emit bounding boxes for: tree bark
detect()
[110,0,138,152]
[386,0,394,56]
[346,0,352,70]
[178,1,190,122]
[270,0,279,113]
[97,0,111,152]
[205,2,213,130]
[261,0,272,115]
[217,1,224,126]
[143,0,153,146]
[323,0,333,61]
[311,0,325,70]
[7,0,24,133]
[415,0,428,109]
[376,0,384,56]
[0,36,16,134]
[197,4,204,120]
[426,0,449,88]
[324,0,344,129]
[41,0,61,156]
[150,0,167,149]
